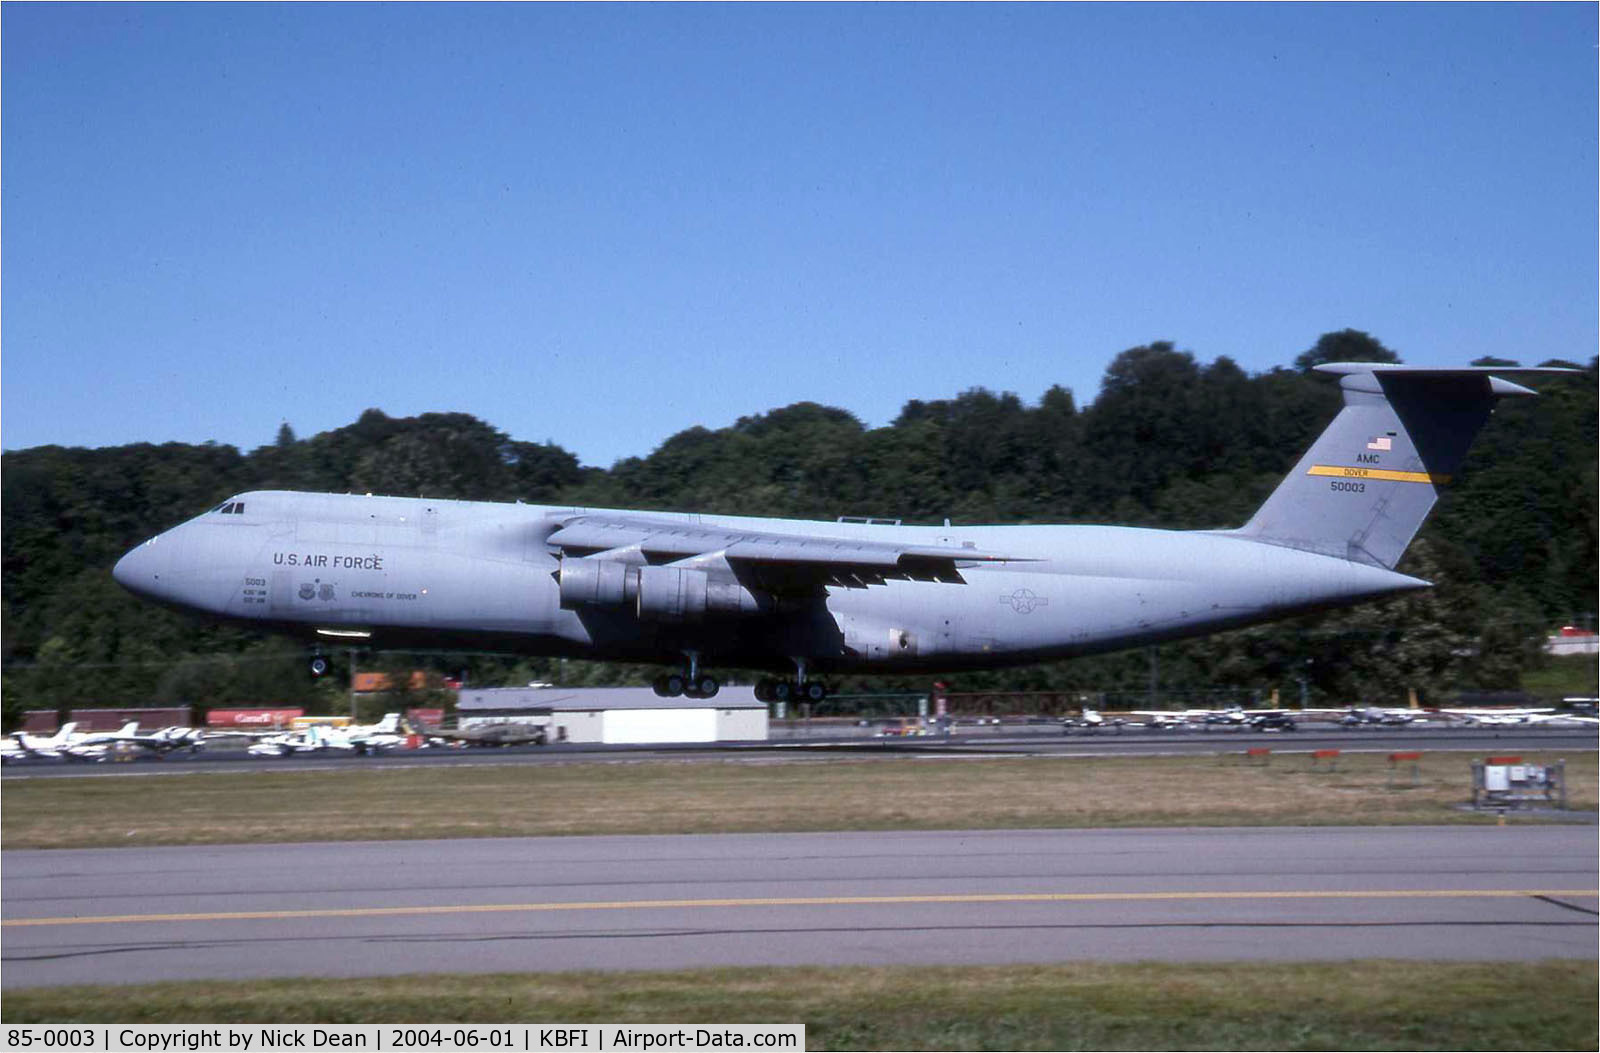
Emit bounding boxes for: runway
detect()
[4,826,1595,988]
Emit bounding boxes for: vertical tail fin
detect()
[1233,364,1572,568]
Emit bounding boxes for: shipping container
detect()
[68,707,192,731]
[20,710,59,733]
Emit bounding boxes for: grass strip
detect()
[3,961,1595,1050]
[3,751,1593,850]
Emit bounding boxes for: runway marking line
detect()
[5,889,1597,928]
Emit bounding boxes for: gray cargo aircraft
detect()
[112,364,1571,703]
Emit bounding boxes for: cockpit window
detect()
[215,501,245,515]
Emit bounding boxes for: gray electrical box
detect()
[1470,758,1567,810]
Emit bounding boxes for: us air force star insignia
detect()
[1002,588,1048,614]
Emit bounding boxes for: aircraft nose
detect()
[112,537,168,599]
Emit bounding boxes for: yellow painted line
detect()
[4,889,1594,928]
[1308,465,1450,485]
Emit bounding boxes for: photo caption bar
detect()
[1,1026,805,1053]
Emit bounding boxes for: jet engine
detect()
[557,557,639,607]
[558,558,768,622]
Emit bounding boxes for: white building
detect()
[456,685,768,744]
[1547,632,1600,656]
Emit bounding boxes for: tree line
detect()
[3,331,1594,724]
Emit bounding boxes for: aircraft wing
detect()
[547,514,1031,591]
[1439,708,1553,723]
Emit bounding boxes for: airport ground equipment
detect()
[1470,756,1568,810]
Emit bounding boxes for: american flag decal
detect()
[1366,436,1393,451]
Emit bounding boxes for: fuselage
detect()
[112,489,1427,675]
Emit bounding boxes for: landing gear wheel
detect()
[662,673,686,698]
[309,655,329,677]
[804,681,828,703]
[773,680,795,703]
[754,679,775,703]
[693,676,719,699]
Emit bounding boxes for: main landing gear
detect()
[652,652,721,699]
[754,658,829,704]
[650,654,831,704]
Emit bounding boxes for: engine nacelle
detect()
[635,565,707,621]
[557,558,639,608]
[559,559,768,622]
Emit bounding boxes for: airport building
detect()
[457,685,769,744]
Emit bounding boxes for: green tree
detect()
[1292,329,1402,371]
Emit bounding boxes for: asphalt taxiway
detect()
[5,825,1595,988]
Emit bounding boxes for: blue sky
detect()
[5,4,1595,467]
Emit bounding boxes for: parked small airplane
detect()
[1523,712,1600,727]
[144,726,209,752]
[62,722,137,757]
[1134,711,1196,731]
[1530,712,1600,727]
[247,723,399,757]
[1340,706,1427,726]
[1130,706,1241,728]
[1245,711,1298,732]
[1061,707,1129,733]
[100,724,210,755]
[2,722,157,762]
[1,723,92,762]
[1,722,210,762]
[408,717,549,747]
[1128,705,1296,731]
[246,724,327,757]
[111,364,1576,697]
[1438,707,1555,727]
[1201,705,1253,728]
[1561,698,1598,718]
[345,712,408,751]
